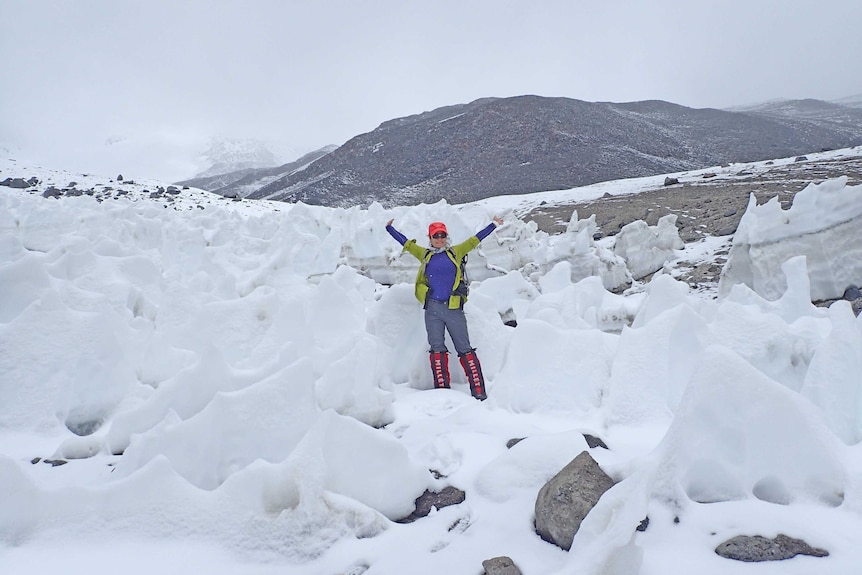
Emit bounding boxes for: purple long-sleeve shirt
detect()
[386,222,496,301]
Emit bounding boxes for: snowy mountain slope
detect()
[0,158,274,214]
[733,98,862,142]
[2,150,862,575]
[831,93,862,108]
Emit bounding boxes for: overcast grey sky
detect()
[3,0,861,180]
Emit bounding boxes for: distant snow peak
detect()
[195,137,279,178]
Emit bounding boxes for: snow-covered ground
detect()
[2,150,862,575]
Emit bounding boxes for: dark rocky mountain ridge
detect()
[233,95,862,208]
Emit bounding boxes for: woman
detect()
[386,216,503,400]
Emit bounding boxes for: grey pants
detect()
[425,299,473,354]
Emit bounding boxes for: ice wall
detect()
[719,177,862,301]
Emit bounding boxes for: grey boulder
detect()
[716,534,828,562]
[482,556,522,575]
[534,450,615,551]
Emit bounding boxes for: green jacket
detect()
[402,236,480,309]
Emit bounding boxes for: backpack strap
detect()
[451,249,469,299]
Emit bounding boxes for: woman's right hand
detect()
[386,219,394,227]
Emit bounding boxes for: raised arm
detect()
[475,216,503,241]
[386,218,408,246]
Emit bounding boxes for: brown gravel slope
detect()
[522,152,862,242]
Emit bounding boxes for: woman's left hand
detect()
[493,216,503,226]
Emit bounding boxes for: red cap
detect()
[428,222,447,236]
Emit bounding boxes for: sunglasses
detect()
[431,232,448,239]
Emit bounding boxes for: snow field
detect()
[2,160,862,574]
